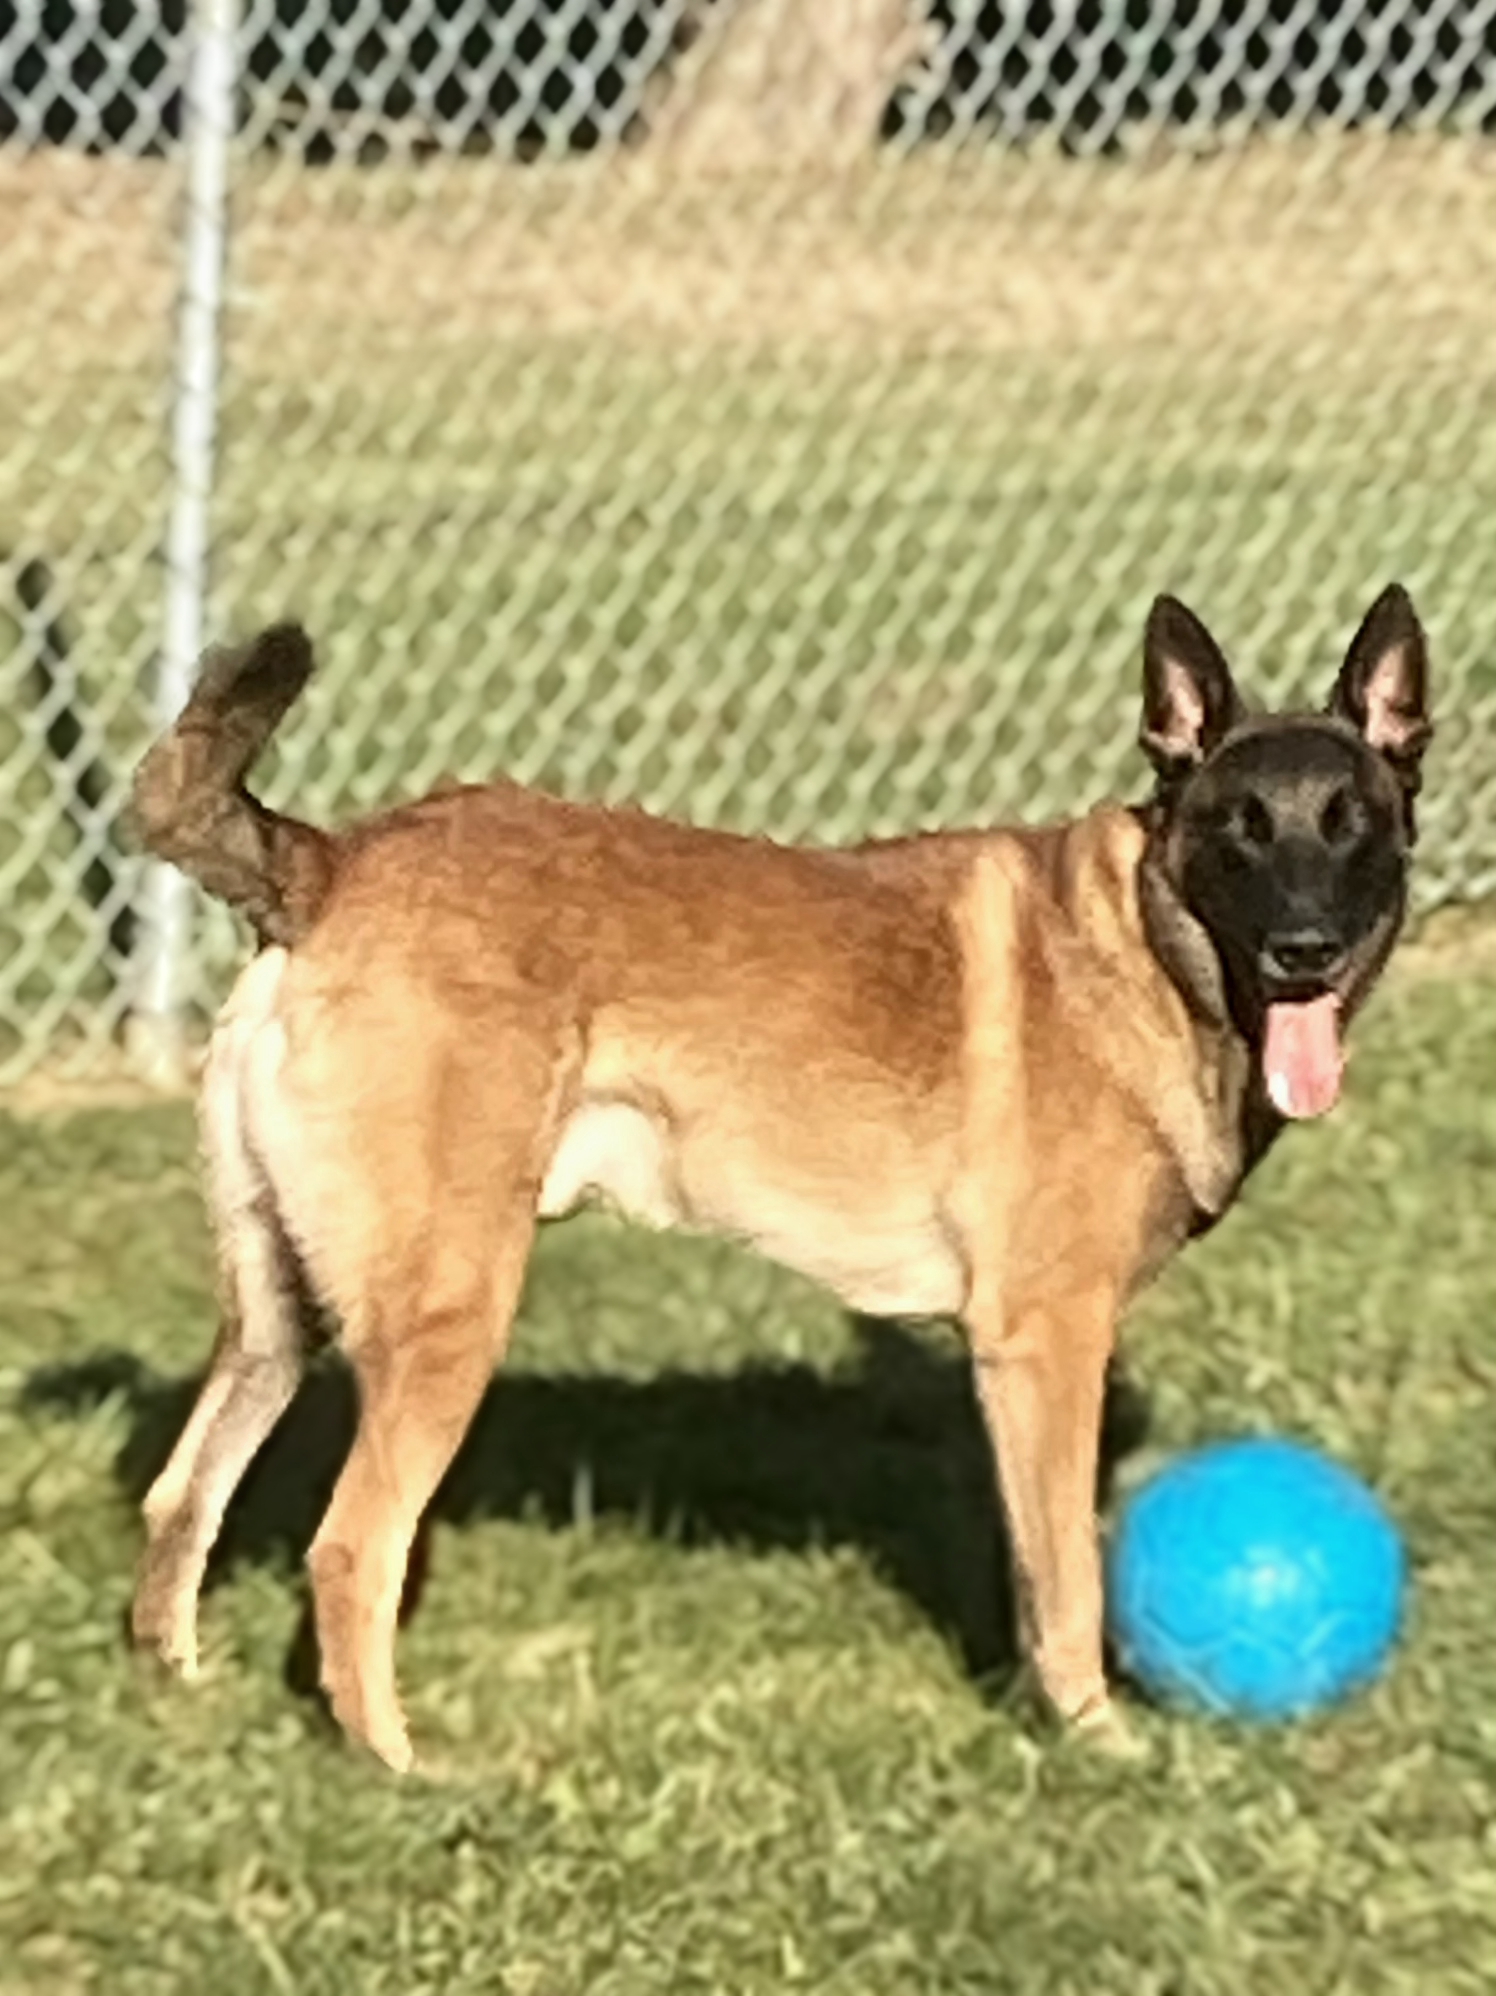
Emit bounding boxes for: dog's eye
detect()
[1226,795,1275,848]
[1319,788,1364,847]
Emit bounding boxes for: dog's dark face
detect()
[1138,584,1432,1120]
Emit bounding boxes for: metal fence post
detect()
[127,0,240,1088]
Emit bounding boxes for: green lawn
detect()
[1,940,1492,1994]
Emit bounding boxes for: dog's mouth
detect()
[1262,991,1344,1120]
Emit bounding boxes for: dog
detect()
[127,584,1430,1772]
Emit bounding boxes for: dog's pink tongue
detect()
[1264,994,1344,1120]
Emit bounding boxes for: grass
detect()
[1,937,1493,1993]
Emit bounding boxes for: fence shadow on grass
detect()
[22,1315,1151,1697]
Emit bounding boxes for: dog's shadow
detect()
[22,1315,1151,1696]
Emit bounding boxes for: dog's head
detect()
[1138,583,1431,1121]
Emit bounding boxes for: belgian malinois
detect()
[128,585,1430,1771]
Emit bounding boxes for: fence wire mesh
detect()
[2,1,1494,1083]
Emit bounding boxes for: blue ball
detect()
[1106,1436,1407,1720]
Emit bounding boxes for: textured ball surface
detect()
[1106,1437,1407,1720]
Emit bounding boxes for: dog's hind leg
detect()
[132,960,306,1677]
[295,1025,570,1775]
[306,1214,536,1774]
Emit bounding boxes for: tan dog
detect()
[129,585,1430,1771]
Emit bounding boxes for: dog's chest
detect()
[537,1095,966,1318]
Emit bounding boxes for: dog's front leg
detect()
[967,1283,1140,1754]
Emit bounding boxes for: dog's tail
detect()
[130,623,335,947]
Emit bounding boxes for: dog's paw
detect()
[129,1597,201,1682]
[327,1691,417,1777]
[372,1728,417,1777]
[1068,1696,1151,1764]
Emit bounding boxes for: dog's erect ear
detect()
[1140,596,1245,777]
[1328,583,1431,771]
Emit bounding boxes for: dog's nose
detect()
[1261,930,1344,983]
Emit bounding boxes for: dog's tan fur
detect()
[132,726,1262,1769]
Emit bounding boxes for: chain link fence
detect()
[2,1,1494,1085]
